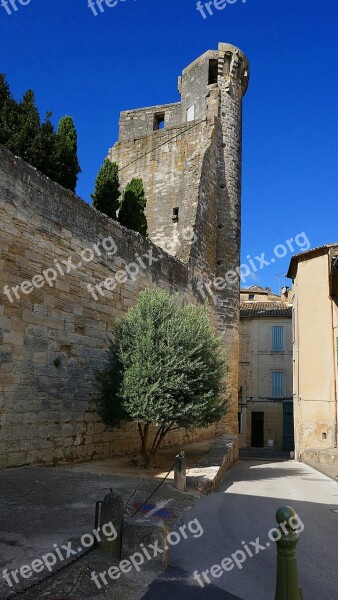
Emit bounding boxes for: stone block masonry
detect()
[0,42,249,468]
[110,42,249,439]
[0,145,216,468]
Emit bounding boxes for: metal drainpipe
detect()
[330,296,338,448]
[295,285,301,459]
[329,252,338,448]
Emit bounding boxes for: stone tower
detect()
[109,43,249,434]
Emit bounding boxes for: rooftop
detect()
[240,302,292,318]
[287,243,338,279]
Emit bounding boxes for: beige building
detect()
[239,286,293,451]
[287,244,338,460]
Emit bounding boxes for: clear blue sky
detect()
[1,0,338,292]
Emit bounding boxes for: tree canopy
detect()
[118,177,148,236]
[0,74,80,192]
[91,159,121,219]
[96,289,228,466]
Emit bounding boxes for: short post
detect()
[174,451,187,492]
[274,506,303,600]
[95,490,124,559]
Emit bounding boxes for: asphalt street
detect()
[142,459,338,600]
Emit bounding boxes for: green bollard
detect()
[274,506,303,600]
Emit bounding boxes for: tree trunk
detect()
[139,423,151,468]
[138,423,177,468]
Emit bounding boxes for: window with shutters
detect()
[271,326,284,352]
[271,372,285,399]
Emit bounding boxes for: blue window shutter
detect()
[272,326,284,351]
[272,372,285,398]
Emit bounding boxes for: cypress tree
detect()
[0,74,12,145]
[54,116,81,192]
[29,112,56,179]
[91,159,120,219]
[10,90,40,163]
[118,178,148,236]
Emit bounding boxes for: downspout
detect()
[295,284,301,458]
[329,252,338,448]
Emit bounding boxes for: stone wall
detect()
[0,145,217,469]
[0,42,250,469]
[118,102,182,142]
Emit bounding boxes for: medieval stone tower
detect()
[109,42,249,434]
[0,42,249,468]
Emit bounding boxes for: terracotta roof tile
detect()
[240,302,292,318]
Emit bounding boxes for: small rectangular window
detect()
[154,113,165,130]
[172,207,179,223]
[208,59,218,85]
[187,105,195,122]
[271,372,285,399]
[248,294,255,300]
[272,326,284,352]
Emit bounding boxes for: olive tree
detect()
[96,289,229,467]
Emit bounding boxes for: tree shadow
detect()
[142,567,243,599]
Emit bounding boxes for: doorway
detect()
[251,412,264,447]
[283,402,295,451]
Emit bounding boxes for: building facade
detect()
[239,286,293,451]
[287,244,338,460]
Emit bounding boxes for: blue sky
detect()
[1,0,338,292]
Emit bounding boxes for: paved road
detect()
[142,459,338,600]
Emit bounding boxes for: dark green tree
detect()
[0,74,12,145]
[96,289,228,467]
[54,116,81,192]
[0,76,80,190]
[118,178,148,235]
[0,96,18,148]
[0,73,10,106]
[91,159,120,219]
[9,90,40,163]
[29,112,56,179]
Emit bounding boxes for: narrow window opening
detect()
[208,59,218,85]
[172,207,179,223]
[187,104,195,122]
[154,113,165,130]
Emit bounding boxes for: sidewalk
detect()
[0,438,237,600]
[304,460,338,482]
[0,462,196,600]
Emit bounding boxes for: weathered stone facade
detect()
[0,43,249,468]
[110,42,249,436]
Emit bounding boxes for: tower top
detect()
[113,42,249,143]
[179,43,249,101]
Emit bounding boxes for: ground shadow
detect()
[142,567,243,599]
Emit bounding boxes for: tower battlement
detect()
[115,43,249,144]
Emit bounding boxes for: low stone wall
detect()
[187,435,238,494]
[302,448,338,467]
